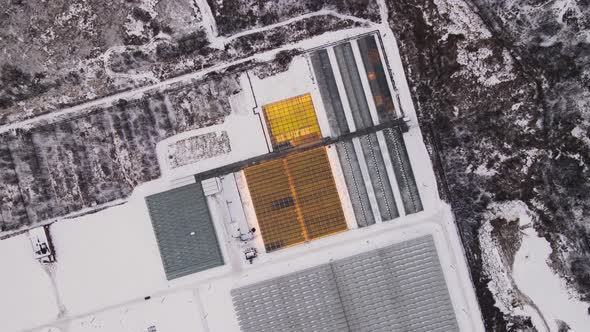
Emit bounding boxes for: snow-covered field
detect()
[479,201,590,331]
[66,291,205,332]
[14,202,484,332]
[49,197,165,315]
[1,9,487,331]
[514,219,590,331]
[0,236,59,332]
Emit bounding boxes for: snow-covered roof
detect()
[231,235,459,332]
[145,182,224,280]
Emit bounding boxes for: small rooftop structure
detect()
[146,183,224,280]
[28,226,55,263]
[202,177,222,196]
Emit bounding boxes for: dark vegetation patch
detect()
[385,0,543,330]
[0,64,53,109]
[0,74,240,231]
[0,1,361,126]
[386,0,590,329]
[471,0,590,302]
[251,49,302,79]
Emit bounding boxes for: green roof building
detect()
[146,182,224,280]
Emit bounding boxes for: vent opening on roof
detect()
[271,197,295,210]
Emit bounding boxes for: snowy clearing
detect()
[514,226,590,332]
[0,236,59,332]
[480,201,590,332]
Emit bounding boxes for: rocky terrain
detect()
[0,0,203,124]
[386,0,590,330]
[0,0,366,125]
[472,0,590,293]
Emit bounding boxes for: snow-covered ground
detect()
[167,131,231,169]
[18,202,484,332]
[34,291,207,332]
[49,198,166,315]
[155,73,269,181]
[2,22,485,332]
[479,201,590,332]
[2,1,584,331]
[0,236,59,332]
[66,291,205,332]
[515,219,590,331]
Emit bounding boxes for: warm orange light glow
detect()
[262,94,322,150]
[244,147,347,252]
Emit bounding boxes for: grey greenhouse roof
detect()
[231,235,459,332]
[146,182,223,280]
